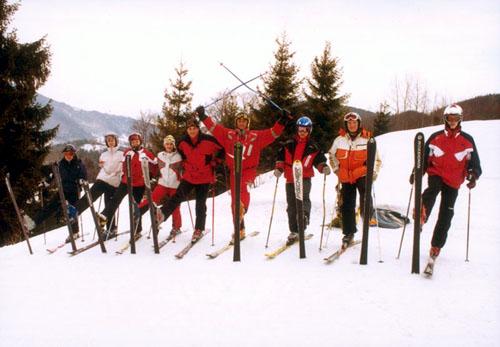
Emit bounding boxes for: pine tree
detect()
[374,102,392,136]
[0,1,56,245]
[153,61,193,150]
[304,42,348,151]
[254,33,301,171]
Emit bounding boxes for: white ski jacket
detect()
[157,151,182,189]
[96,147,124,187]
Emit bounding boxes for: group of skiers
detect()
[24,103,482,262]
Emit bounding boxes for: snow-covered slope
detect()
[1,120,499,346]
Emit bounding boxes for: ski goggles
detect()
[344,112,360,121]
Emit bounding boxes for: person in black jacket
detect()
[274,116,330,245]
[25,144,87,242]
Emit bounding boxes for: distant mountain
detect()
[36,94,135,143]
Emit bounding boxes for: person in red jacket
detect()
[97,133,157,237]
[196,105,292,241]
[274,116,330,245]
[413,104,482,259]
[157,118,223,243]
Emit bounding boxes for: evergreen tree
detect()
[153,61,193,150]
[304,42,348,151]
[254,33,302,171]
[0,1,56,245]
[374,102,392,136]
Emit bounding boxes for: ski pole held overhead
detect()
[204,73,263,109]
[219,62,284,112]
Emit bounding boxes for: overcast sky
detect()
[10,0,500,118]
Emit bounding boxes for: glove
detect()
[466,170,477,189]
[196,105,207,121]
[322,166,331,175]
[273,168,283,178]
[277,109,293,125]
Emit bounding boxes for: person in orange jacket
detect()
[329,112,381,248]
[196,105,293,241]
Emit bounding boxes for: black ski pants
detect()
[422,175,459,249]
[101,182,145,232]
[285,178,312,234]
[340,177,372,236]
[74,179,118,231]
[34,190,79,233]
[160,180,209,231]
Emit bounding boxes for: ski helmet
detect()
[343,112,361,130]
[296,116,313,133]
[104,132,118,147]
[61,144,77,153]
[235,112,250,128]
[128,132,142,146]
[443,104,463,127]
[163,135,176,150]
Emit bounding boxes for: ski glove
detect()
[196,105,207,121]
[277,109,293,125]
[322,166,331,175]
[466,170,477,189]
[273,168,283,178]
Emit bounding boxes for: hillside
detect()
[1,120,499,346]
[37,94,135,143]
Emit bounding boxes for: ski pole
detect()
[204,74,263,109]
[465,188,471,262]
[325,182,341,248]
[211,184,215,246]
[187,199,195,230]
[396,185,413,259]
[372,184,383,263]
[77,189,84,242]
[319,173,327,252]
[92,195,103,240]
[265,176,279,248]
[219,62,284,112]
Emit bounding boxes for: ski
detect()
[52,163,78,252]
[233,142,243,261]
[292,160,306,259]
[360,137,376,265]
[115,233,143,255]
[265,233,314,259]
[80,180,106,253]
[46,233,89,254]
[175,230,209,259]
[324,240,362,264]
[412,132,425,274]
[206,231,260,259]
[423,256,436,278]
[4,173,33,254]
[141,158,160,254]
[154,230,184,250]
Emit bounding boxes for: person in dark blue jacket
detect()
[25,144,87,242]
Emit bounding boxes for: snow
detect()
[1,120,499,347]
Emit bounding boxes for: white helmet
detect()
[443,104,463,127]
[444,104,463,117]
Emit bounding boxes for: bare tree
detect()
[132,111,157,150]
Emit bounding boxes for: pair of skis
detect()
[207,231,260,259]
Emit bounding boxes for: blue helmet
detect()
[296,116,313,133]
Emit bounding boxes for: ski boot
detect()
[169,228,181,240]
[286,232,299,246]
[97,213,107,228]
[65,232,80,243]
[191,229,203,243]
[429,246,440,259]
[230,228,246,245]
[342,233,354,249]
[22,213,36,232]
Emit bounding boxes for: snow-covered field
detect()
[1,121,499,347]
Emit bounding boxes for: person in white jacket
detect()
[74,133,124,236]
[138,135,183,238]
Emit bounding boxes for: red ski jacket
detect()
[121,148,157,187]
[202,116,284,183]
[424,128,482,189]
[177,133,223,185]
[275,136,327,184]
